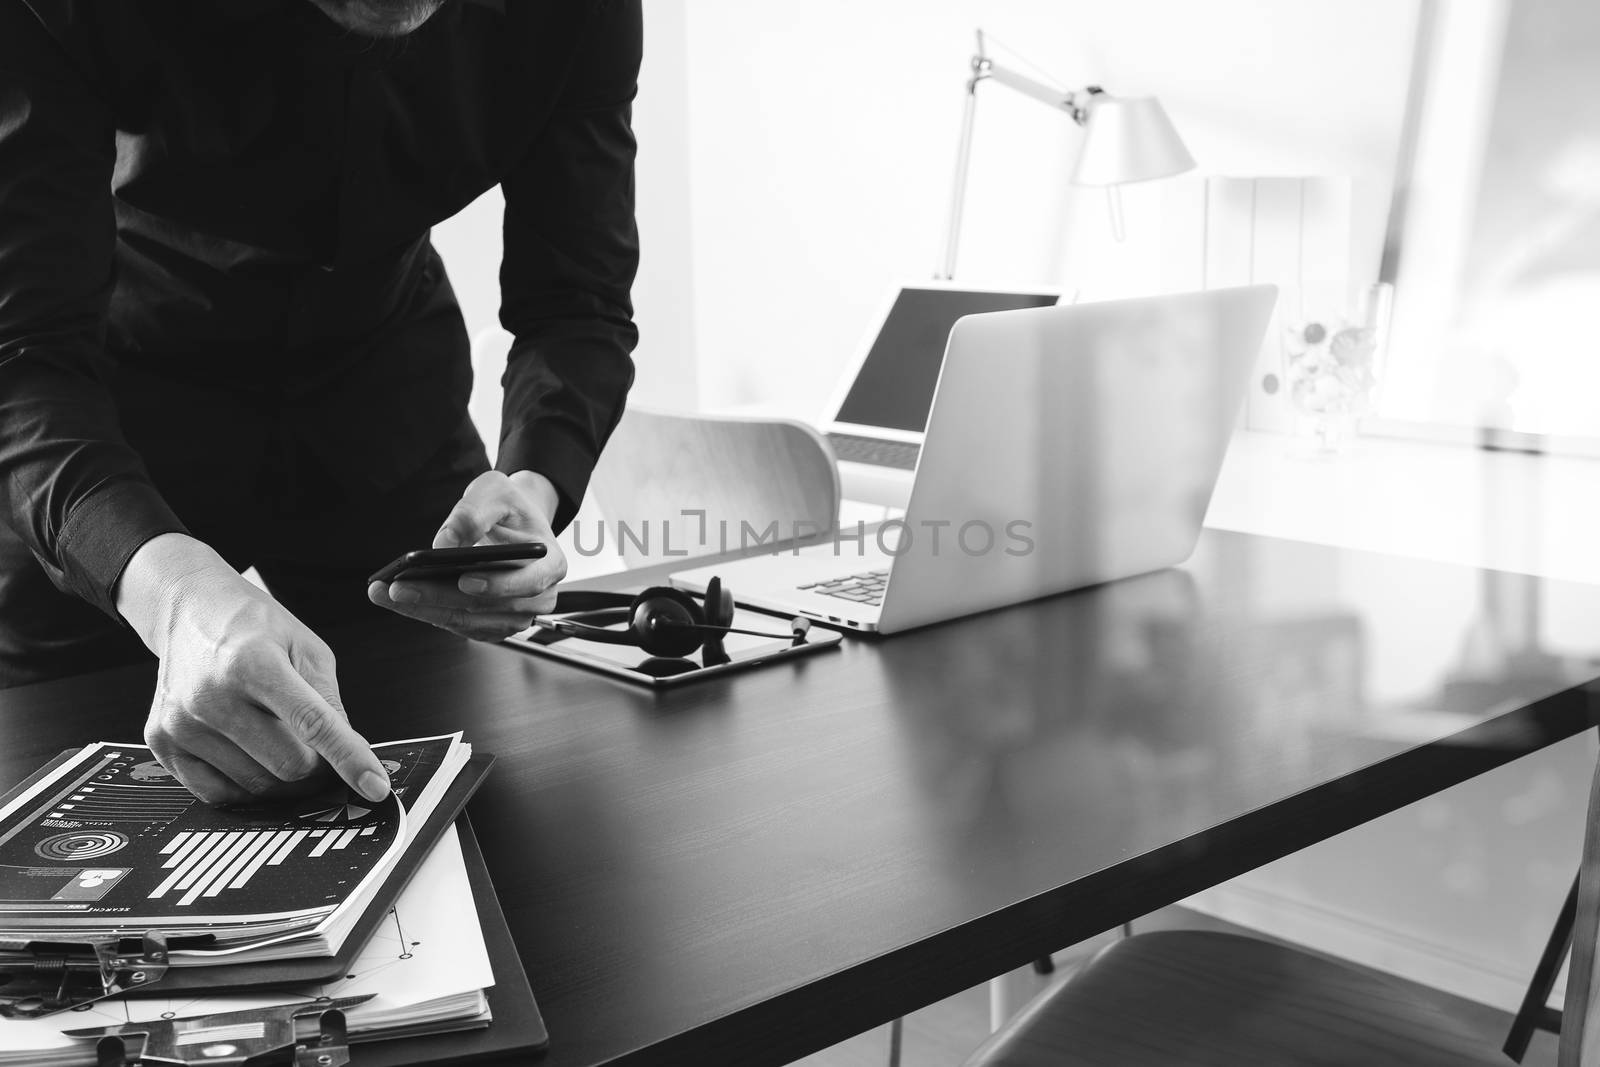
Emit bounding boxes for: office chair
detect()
[960,728,1600,1067]
[588,407,841,567]
[1506,872,1579,1060]
[470,329,840,571]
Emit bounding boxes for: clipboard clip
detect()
[0,930,170,1019]
[64,994,373,1067]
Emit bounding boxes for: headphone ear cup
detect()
[633,586,705,625]
[630,587,705,657]
[704,577,735,629]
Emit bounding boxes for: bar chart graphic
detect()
[149,826,379,906]
[0,737,454,928]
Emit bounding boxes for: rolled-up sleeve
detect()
[496,0,641,532]
[0,2,187,617]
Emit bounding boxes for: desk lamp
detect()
[938,29,1196,278]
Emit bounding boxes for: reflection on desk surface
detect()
[865,534,1600,872]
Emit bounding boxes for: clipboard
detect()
[0,747,494,997]
[350,815,548,1064]
[60,816,548,1066]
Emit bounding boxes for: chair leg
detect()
[886,1015,903,1067]
[1505,871,1579,1062]
[988,976,1009,1032]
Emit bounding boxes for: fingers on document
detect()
[251,656,390,804]
[160,750,255,807]
[175,730,287,802]
[209,706,322,785]
[149,699,310,806]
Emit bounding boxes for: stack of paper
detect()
[0,823,495,1065]
[0,733,492,1062]
[0,734,469,961]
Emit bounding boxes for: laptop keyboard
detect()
[827,433,920,471]
[800,569,890,606]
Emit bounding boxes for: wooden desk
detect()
[3,530,1599,1066]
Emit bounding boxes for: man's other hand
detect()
[368,470,567,641]
[116,533,391,806]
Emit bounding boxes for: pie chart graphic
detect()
[35,830,129,862]
[299,801,376,826]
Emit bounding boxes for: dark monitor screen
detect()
[833,288,1060,433]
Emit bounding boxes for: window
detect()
[1377,0,1600,451]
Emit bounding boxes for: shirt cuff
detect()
[55,479,190,619]
[495,421,596,534]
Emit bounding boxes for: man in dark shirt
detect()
[0,0,641,803]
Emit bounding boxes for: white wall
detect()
[440,0,1419,428]
[432,0,699,418]
[628,0,700,409]
[679,0,1419,415]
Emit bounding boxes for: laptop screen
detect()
[833,287,1060,433]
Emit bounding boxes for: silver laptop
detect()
[823,281,1062,506]
[673,285,1278,635]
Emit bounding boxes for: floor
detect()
[786,905,1560,1066]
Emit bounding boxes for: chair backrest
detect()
[1561,727,1600,1066]
[587,407,841,567]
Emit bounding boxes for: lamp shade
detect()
[1070,96,1195,186]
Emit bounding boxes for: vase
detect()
[1281,284,1390,455]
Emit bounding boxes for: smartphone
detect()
[368,542,548,584]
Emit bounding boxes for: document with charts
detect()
[0,733,470,961]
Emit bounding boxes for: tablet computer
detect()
[502,599,842,687]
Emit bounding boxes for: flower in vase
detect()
[1283,318,1378,418]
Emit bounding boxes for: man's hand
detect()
[117,533,391,806]
[368,470,568,641]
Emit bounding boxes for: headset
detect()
[532,577,811,659]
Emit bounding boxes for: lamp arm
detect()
[937,32,1100,279]
[983,61,1095,125]
[937,75,981,280]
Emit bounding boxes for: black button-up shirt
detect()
[0,0,641,617]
